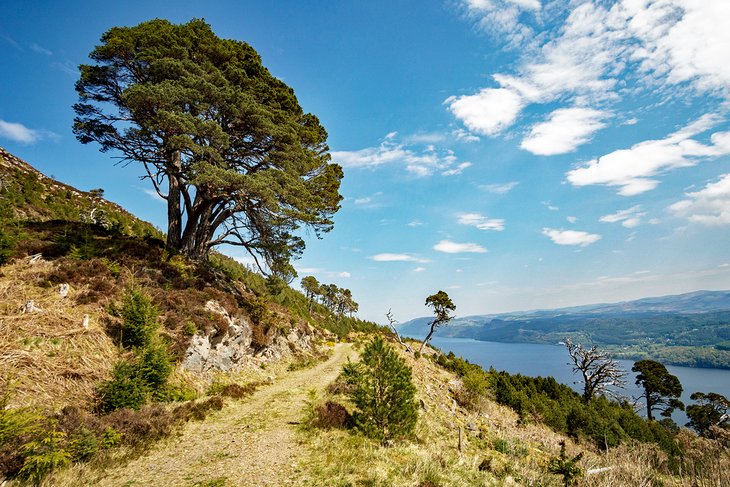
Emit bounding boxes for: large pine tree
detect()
[74,19,342,278]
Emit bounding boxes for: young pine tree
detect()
[343,336,418,443]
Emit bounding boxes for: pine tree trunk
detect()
[166,153,182,250]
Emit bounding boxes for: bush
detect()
[457,369,489,410]
[0,228,13,265]
[313,401,352,429]
[17,427,71,484]
[343,337,418,442]
[138,341,173,396]
[98,361,148,413]
[119,288,159,348]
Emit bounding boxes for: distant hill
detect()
[399,290,730,369]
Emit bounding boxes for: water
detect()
[431,337,730,426]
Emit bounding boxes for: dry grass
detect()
[293,341,730,487]
[0,259,119,410]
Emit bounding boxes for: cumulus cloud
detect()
[480,181,519,194]
[445,88,524,136]
[450,1,730,141]
[669,173,730,225]
[542,228,601,247]
[566,114,730,195]
[332,133,470,177]
[371,253,430,263]
[433,240,487,253]
[600,205,646,228]
[521,107,609,155]
[457,212,505,231]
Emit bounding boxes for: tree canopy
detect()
[419,290,455,354]
[632,359,684,421]
[685,391,730,437]
[74,18,342,277]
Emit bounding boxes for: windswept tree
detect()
[300,275,320,311]
[74,19,342,278]
[632,360,684,421]
[564,338,626,403]
[418,291,455,354]
[685,392,730,437]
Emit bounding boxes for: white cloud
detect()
[433,239,487,253]
[480,181,519,194]
[600,205,647,228]
[521,107,609,155]
[413,267,426,273]
[567,216,578,223]
[403,132,447,144]
[353,192,384,208]
[141,187,166,203]
[542,228,601,247]
[462,0,541,48]
[0,119,45,144]
[669,173,730,225]
[333,133,468,177]
[295,267,352,279]
[567,114,730,195]
[452,128,481,143]
[442,162,472,176]
[451,1,730,144]
[371,253,430,263]
[407,220,423,227]
[445,88,524,136]
[457,212,505,231]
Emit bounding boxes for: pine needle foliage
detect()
[343,337,418,443]
[119,287,159,349]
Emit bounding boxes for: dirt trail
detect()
[94,343,354,486]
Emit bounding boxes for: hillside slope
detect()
[400,291,730,368]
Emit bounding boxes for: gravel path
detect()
[94,343,353,486]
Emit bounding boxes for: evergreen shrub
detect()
[343,337,418,442]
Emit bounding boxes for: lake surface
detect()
[431,337,730,426]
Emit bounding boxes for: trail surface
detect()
[96,343,353,486]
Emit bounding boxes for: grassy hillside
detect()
[0,147,379,482]
[1,147,728,486]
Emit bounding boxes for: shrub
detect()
[313,401,352,429]
[17,427,71,484]
[343,336,418,442]
[69,427,98,462]
[547,441,583,487]
[0,386,43,478]
[457,369,489,410]
[0,228,13,265]
[98,361,148,413]
[138,341,173,396]
[119,288,159,348]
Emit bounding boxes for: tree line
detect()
[300,275,358,316]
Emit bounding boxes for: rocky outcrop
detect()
[182,300,316,373]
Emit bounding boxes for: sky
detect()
[1,0,729,323]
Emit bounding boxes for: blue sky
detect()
[2,0,729,322]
